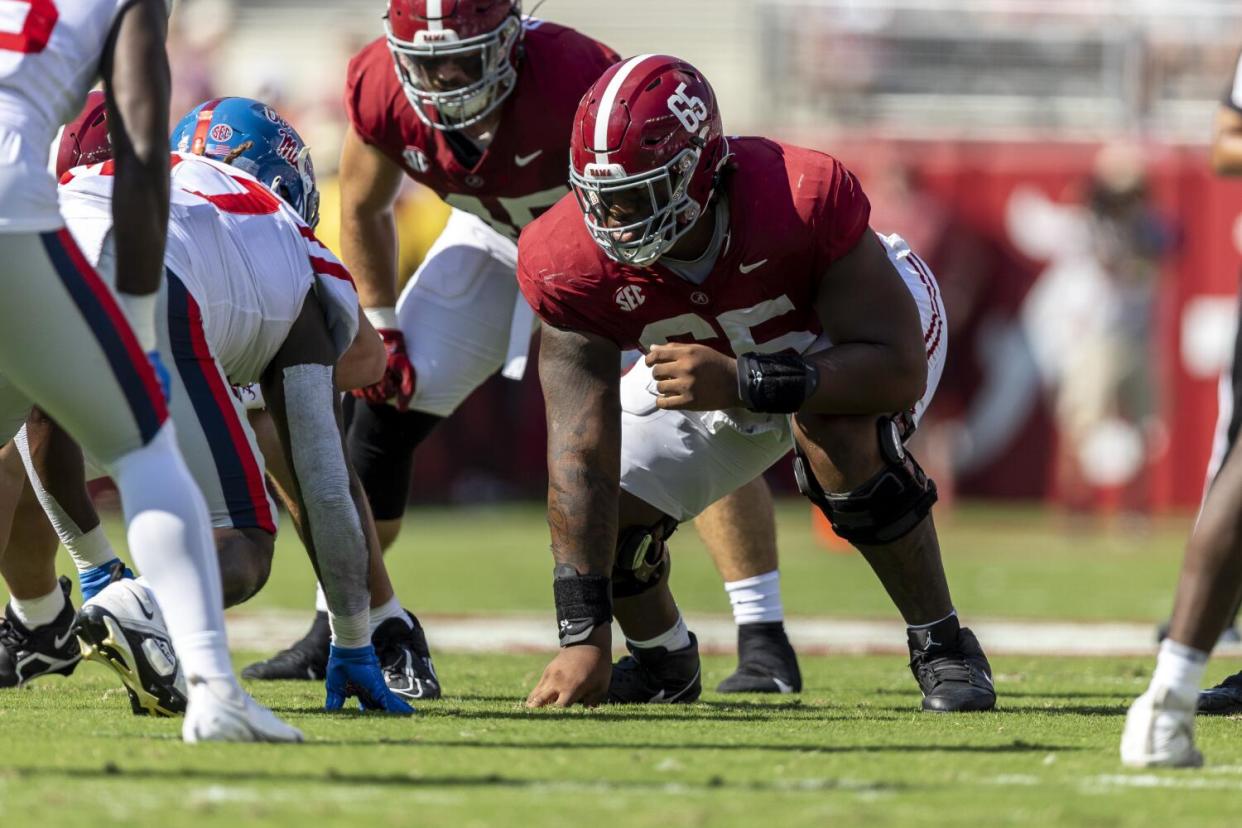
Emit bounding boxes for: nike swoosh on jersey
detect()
[738,259,768,274]
[514,150,544,167]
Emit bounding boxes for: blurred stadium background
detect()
[167,0,1242,517]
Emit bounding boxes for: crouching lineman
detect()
[518,55,996,711]
[247,0,801,697]
[1,97,413,715]
[0,0,301,741]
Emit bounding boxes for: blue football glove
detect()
[147,351,172,402]
[324,644,415,714]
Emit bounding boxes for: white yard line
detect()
[223,610,1242,657]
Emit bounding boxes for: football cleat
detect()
[1122,684,1203,768]
[717,621,802,694]
[1197,670,1242,715]
[373,611,441,701]
[183,675,304,743]
[907,617,996,712]
[75,578,187,717]
[0,577,80,687]
[324,644,415,714]
[241,611,329,681]
[608,632,702,704]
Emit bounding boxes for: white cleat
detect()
[1121,684,1204,768]
[182,675,304,743]
[76,578,187,717]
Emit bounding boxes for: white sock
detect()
[68,525,118,572]
[10,584,65,628]
[330,608,371,649]
[724,570,784,626]
[314,582,329,614]
[627,613,692,652]
[369,595,411,634]
[109,425,233,681]
[1152,638,1208,702]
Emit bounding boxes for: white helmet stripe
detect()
[427,0,443,31]
[593,53,657,166]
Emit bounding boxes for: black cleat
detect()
[717,621,802,694]
[0,577,80,687]
[241,611,329,681]
[1198,670,1242,715]
[608,632,702,704]
[373,611,440,701]
[907,616,996,712]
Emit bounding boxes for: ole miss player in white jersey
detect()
[0,0,299,741]
[250,0,804,697]
[6,95,416,716]
[518,55,997,711]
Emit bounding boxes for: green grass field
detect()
[179,501,1197,622]
[4,501,1242,827]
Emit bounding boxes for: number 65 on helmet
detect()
[569,55,728,267]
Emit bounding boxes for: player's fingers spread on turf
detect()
[525,682,557,708]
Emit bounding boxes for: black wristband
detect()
[552,565,612,646]
[736,352,820,413]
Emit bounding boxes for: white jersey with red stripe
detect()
[57,152,360,383]
[0,0,143,232]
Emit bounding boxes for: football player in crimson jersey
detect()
[247,0,804,697]
[518,55,998,711]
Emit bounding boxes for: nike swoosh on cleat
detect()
[53,628,75,649]
[514,150,543,167]
[738,259,768,274]
[134,595,156,621]
[772,677,794,694]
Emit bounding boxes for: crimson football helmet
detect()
[55,91,111,179]
[384,0,522,131]
[570,55,727,266]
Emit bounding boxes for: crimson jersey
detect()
[517,138,871,356]
[345,18,619,242]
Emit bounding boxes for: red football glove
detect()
[352,328,416,411]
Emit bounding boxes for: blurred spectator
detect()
[1008,144,1175,512]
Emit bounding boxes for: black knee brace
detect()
[612,515,679,599]
[794,416,938,546]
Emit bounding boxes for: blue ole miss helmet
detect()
[171,97,320,228]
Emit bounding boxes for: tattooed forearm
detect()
[538,325,622,576]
